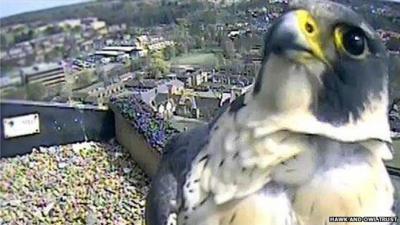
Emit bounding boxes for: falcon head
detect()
[251,0,391,143]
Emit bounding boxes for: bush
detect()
[111,95,180,152]
[26,83,47,101]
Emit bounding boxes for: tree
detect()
[163,45,176,60]
[205,25,217,47]
[148,50,170,79]
[201,10,217,24]
[222,38,235,59]
[0,34,8,49]
[25,83,47,101]
[94,62,108,86]
[216,29,225,47]
[71,26,82,33]
[109,64,125,82]
[194,36,205,49]
[131,57,146,72]
[148,66,161,79]
[14,30,34,43]
[58,62,75,102]
[72,70,96,89]
[175,43,187,56]
[44,26,62,35]
[44,50,61,62]
[134,71,144,83]
[1,87,26,100]
[215,52,226,70]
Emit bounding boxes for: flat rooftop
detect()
[94,51,124,56]
[20,62,63,75]
[102,46,138,52]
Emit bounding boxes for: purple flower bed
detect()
[111,95,180,152]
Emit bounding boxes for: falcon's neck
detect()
[242,52,391,144]
[229,89,391,145]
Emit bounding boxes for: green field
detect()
[170,53,218,66]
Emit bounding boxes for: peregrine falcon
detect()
[146,0,396,224]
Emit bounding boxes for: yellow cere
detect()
[295,10,329,65]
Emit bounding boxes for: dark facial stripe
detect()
[253,59,266,96]
[312,55,387,125]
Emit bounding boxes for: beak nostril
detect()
[305,22,314,34]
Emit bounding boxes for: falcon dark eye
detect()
[341,28,366,56]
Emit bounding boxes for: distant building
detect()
[94,50,128,62]
[92,21,107,31]
[102,46,144,58]
[0,77,12,88]
[173,67,208,87]
[207,0,246,5]
[80,40,95,52]
[81,17,107,35]
[124,76,243,121]
[108,24,127,33]
[58,19,81,28]
[125,79,159,91]
[87,82,125,105]
[210,74,253,87]
[268,0,288,3]
[151,89,229,121]
[20,62,66,87]
[5,42,34,61]
[126,78,184,106]
[135,35,174,54]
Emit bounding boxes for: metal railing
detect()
[0,100,115,157]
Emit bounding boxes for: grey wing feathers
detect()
[145,160,178,225]
[145,125,211,225]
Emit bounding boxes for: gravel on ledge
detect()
[0,141,149,225]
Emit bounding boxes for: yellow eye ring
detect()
[334,25,367,58]
[334,26,345,51]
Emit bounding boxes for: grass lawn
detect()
[387,139,400,168]
[170,53,218,66]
